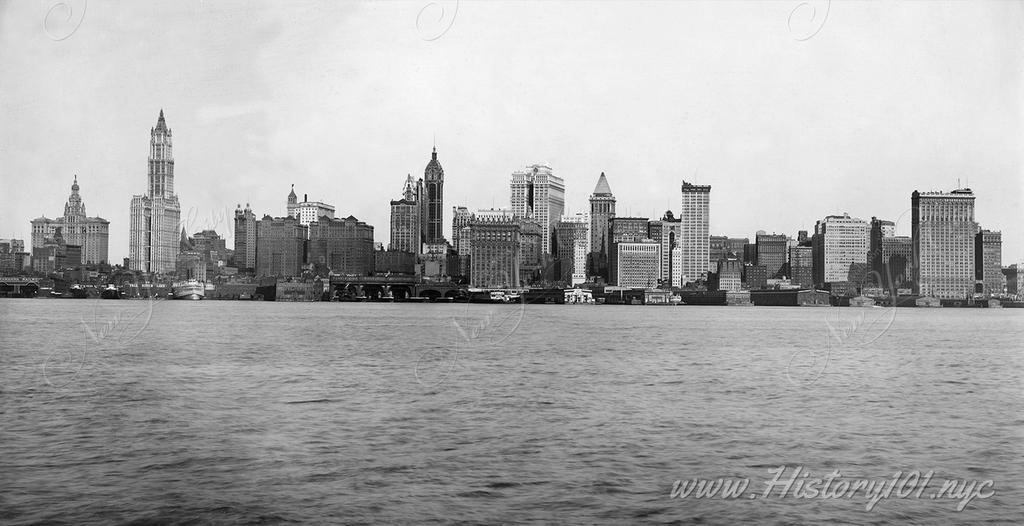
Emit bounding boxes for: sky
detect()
[1,1,1022,263]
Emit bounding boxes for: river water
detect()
[1,299,1022,524]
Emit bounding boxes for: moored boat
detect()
[69,284,89,299]
[171,279,205,300]
[101,284,121,299]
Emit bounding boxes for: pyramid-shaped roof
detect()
[592,172,612,195]
[155,109,167,131]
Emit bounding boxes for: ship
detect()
[69,284,89,299]
[677,290,728,306]
[100,284,121,299]
[171,279,205,300]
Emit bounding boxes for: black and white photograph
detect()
[1,1,1022,524]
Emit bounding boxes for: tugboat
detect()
[171,279,205,300]
[101,284,121,299]
[69,284,89,299]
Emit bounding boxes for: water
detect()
[2,299,1022,524]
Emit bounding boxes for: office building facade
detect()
[555,213,589,285]
[812,213,870,287]
[256,215,307,277]
[308,215,375,276]
[390,175,422,254]
[680,181,711,284]
[608,217,649,286]
[617,240,661,289]
[469,209,520,288]
[510,164,565,254]
[789,246,814,289]
[912,189,977,299]
[975,230,1002,295]
[234,203,257,271]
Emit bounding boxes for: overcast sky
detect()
[1,1,1021,263]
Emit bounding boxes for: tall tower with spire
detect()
[129,109,182,273]
[30,174,110,265]
[64,175,86,223]
[588,172,616,279]
[423,147,445,243]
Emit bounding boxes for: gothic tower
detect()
[148,110,175,199]
[423,147,444,243]
[129,109,182,273]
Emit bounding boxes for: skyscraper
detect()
[869,216,897,283]
[756,233,788,279]
[912,189,977,299]
[789,246,814,289]
[31,175,109,265]
[588,172,615,279]
[234,203,257,271]
[709,235,728,270]
[424,147,445,243]
[518,218,544,286]
[309,215,375,276]
[812,213,870,287]
[510,164,565,254]
[469,209,520,288]
[679,180,711,284]
[555,213,589,285]
[657,211,682,287]
[881,236,912,289]
[451,205,473,256]
[129,110,182,273]
[975,229,1002,296]
[608,217,650,286]
[390,175,421,254]
[256,215,307,277]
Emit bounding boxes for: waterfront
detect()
[1,300,1022,524]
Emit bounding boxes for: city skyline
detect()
[1,2,1021,263]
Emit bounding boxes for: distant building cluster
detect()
[8,109,1017,302]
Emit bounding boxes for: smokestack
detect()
[304,193,308,202]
